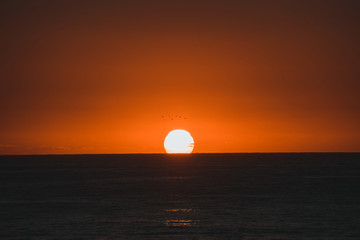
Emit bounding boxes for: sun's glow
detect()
[164,130,194,154]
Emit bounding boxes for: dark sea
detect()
[1,153,360,239]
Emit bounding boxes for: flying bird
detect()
[161,114,188,120]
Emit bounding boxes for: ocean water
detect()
[0,153,360,239]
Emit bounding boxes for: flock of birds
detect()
[161,114,187,120]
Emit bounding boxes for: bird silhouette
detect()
[161,114,187,120]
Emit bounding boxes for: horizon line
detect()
[1,152,360,156]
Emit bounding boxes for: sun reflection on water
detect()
[163,208,198,227]
[164,219,199,227]
[165,208,194,213]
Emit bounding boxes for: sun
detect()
[164,130,194,154]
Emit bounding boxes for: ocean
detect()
[0,153,359,239]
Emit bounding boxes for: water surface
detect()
[1,153,359,239]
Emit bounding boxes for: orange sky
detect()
[1,0,360,154]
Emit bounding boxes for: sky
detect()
[1,0,359,154]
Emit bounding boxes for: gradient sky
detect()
[1,0,359,154]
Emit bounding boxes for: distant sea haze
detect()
[1,153,359,239]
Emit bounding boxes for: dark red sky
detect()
[1,0,359,154]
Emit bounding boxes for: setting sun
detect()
[164,130,194,154]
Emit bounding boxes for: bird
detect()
[161,114,188,120]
